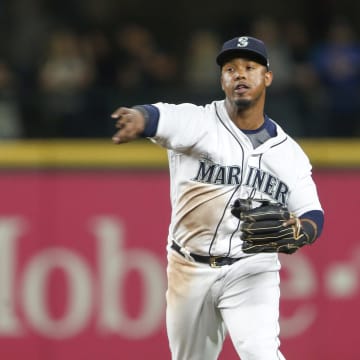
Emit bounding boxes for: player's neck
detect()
[225,101,265,130]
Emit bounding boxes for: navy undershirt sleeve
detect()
[133,104,159,137]
[300,210,324,239]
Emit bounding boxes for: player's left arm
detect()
[285,145,324,245]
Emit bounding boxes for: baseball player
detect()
[112,36,324,360]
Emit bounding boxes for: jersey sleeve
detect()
[151,102,209,151]
[287,142,323,216]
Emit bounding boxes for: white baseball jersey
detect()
[151,100,322,258]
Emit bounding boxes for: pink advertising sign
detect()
[0,170,358,359]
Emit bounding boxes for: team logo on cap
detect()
[237,37,249,47]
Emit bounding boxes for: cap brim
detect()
[216,49,268,67]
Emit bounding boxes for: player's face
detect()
[220,58,272,110]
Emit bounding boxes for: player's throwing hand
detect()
[112,107,146,144]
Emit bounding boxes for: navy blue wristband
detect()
[300,210,324,242]
[133,105,159,138]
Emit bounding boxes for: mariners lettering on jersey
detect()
[193,161,289,204]
[244,166,289,204]
[192,160,241,185]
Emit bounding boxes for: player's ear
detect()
[220,74,225,91]
[265,70,273,87]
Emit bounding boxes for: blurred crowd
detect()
[0,6,359,138]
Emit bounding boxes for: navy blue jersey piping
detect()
[208,103,245,257]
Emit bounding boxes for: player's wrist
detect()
[300,218,317,244]
[132,105,159,137]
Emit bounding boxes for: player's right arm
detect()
[112,103,207,150]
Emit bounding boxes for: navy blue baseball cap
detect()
[216,36,270,68]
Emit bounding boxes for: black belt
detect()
[171,241,243,268]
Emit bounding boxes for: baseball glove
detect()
[231,199,313,254]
